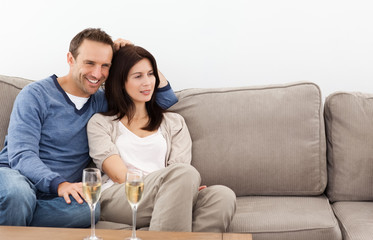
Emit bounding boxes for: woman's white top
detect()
[102,121,167,192]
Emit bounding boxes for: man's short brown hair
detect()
[69,28,114,59]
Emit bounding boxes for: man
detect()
[0,28,177,227]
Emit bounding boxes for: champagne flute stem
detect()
[91,204,96,238]
[132,205,137,239]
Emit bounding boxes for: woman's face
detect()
[125,58,155,105]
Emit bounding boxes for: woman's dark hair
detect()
[103,45,164,131]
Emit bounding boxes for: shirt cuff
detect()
[155,82,178,109]
[50,176,67,194]
[157,82,172,92]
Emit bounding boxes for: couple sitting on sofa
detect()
[0,28,236,231]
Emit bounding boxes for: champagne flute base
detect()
[84,236,102,240]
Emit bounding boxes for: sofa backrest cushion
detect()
[325,92,373,202]
[170,82,327,197]
[0,75,33,149]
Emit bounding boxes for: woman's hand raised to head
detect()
[113,38,133,51]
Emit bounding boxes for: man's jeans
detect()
[0,167,99,227]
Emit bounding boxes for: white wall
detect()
[1,0,373,98]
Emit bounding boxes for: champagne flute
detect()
[125,169,144,240]
[82,168,102,240]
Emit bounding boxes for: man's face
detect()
[68,39,113,97]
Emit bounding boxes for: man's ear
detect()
[67,52,75,66]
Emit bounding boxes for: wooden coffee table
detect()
[0,226,252,240]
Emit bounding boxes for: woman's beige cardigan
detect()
[87,112,192,184]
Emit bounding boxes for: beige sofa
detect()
[1,74,373,240]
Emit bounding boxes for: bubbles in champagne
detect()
[125,181,144,205]
[83,183,102,205]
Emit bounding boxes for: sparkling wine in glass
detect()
[82,168,102,240]
[125,169,144,240]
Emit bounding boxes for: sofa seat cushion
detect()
[229,195,341,240]
[96,221,132,230]
[332,201,373,240]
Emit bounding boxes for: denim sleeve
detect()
[7,86,65,194]
[155,82,178,109]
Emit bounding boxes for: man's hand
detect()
[113,38,133,51]
[57,182,84,204]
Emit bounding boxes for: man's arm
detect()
[155,71,178,109]
[7,85,83,203]
[7,86,63,192]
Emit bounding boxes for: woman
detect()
[87,45,236,232]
